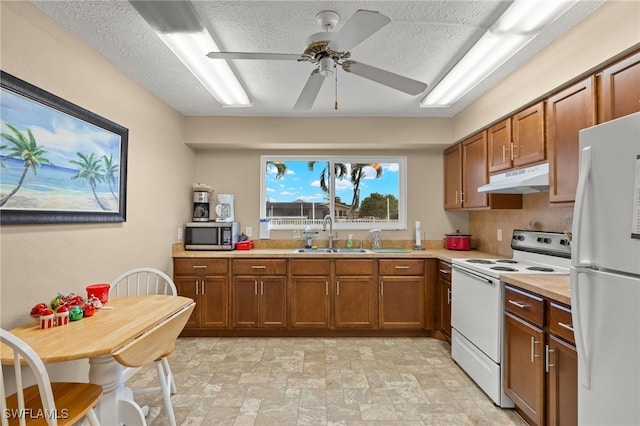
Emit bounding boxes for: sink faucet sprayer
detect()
[322,215,334,249]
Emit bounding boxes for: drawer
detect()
[549,302,575,345]
[232,259,287,275]
[289,259,330,275]
[505,286,544,327]
[379,259,424,276]
[174,258,228,275]
[438,261,452,282]
[335,259,375,276]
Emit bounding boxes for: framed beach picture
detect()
[0,71,128,224]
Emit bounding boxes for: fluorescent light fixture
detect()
[420,0,579,108]
[131,1,251,107]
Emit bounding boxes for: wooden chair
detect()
[113,301,195,426]
[0,328,103,426]
[110,267,180,425]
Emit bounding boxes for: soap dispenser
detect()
[346,234,354,249]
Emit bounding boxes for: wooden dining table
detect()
[1,295,195,426]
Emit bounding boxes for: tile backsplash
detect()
[469,192,574,257]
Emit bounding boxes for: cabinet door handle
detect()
[325,281,328,296]
[545,344,556,373]
[251,265,267,269]
[192,265,207,269]
[395,265,410,269]
[511,142,517,160]
[336,281,340,296]
[195,280,199,296]
[201,281,205,295]
[531,336,540,362]
[447,288,452,304]
[508,299,527,309]
[502,145,506,163]
[455,191,459,205]
[558,321,574,332]
[255,280,258,295]
[460,191,464,203]
[380,280,384,295]
[439,269,450,274]
[260,281,264,295]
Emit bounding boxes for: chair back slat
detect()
[1,329,58,426]
[110,267,177,297]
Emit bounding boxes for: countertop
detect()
[171,243,498,264]
[500,274,571,306]
[172,243,571,305]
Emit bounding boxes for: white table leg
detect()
[88,355,146,425]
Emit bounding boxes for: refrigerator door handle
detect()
[572,146,593,268]
[571,268,591,389]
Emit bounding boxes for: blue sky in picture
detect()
[266,161,399,206]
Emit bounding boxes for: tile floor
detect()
[129,337,527,425]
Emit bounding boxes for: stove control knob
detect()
[560,239,570,246]
[537,237,552,244]
[513,235,525,241]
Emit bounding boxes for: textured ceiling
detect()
[32,1,604,117]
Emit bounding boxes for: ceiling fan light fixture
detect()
[421,0,579,108]
[132,1,252,108]
[319,56,334,76]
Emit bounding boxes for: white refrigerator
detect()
[571,112,640,425]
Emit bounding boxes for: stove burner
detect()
[466,259,495,264]
[490,266,519,272]
[526,266,555,272]
[496,259,518,264]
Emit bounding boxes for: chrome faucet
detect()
[322,215,334,249]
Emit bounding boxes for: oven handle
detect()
[452,265,495,285]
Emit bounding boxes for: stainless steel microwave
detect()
[185,222,239,250]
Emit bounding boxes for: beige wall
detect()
[193,148,469,245]
[0,2,195,331]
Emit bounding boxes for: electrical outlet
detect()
[177,227,183,241]
[497,229,502,242]
[245,227,253,237]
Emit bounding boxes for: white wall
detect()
[0,2,195,331]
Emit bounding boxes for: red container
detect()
[236,240,253,250]
[86,283,110,304]
[445,231,472,251]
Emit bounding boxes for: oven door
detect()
[451,265,502,363]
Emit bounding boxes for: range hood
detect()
[477,163,549,194]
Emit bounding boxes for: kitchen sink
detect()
[292,248,372,254]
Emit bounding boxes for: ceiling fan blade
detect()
[327,10,391,53]
[294,69,326,110]
[207,52,303,61]
[342,61,427,95]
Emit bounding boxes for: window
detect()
[260,156,407,230]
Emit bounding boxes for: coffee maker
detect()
[215,194,235,222]
[192,183,213,222]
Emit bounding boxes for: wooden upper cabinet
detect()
[461,131,489,209]
[488,118,512,173]
[512,101,546,167]
[444,143,463,209]
[546,77,596,204]
[599,51,640,122]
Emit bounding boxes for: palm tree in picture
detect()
[0,123,52,207]
[102,153,119,201]
[70,152,109,211]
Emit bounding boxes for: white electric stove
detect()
[450,229,571,407]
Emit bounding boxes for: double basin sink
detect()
[292,248,372,254]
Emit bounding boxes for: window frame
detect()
[260,155,407,231]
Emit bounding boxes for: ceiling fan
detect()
[206,9,428,110]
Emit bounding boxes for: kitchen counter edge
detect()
[501,274,571,306]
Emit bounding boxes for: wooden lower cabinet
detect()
[438,261,452,341]
[504,312,545,426]
[335,259,376,328]
[504,285,577,426]
[174,258,229,330]
[232,259,287,328]
[289,259,331,328]
[379,260,425,329]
